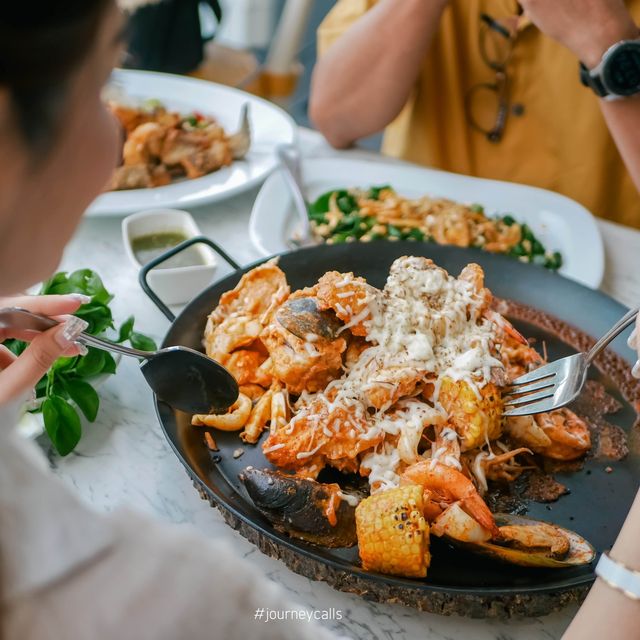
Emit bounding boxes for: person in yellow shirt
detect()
[310,0,640,227]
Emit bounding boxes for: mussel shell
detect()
[448,513,595,569]
[239,467,359,547]
[275,297,343,341]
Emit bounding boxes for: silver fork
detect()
[502,307,639,416]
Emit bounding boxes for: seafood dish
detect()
[308,186,562,270]
[107,100,250,191]
[193,255,596,579]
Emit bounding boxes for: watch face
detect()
[603,41,640,96]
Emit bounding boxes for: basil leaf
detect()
[2,338,26,356]
[309,190,339,215]
[367,184,392,200]
[74,303,114,335]
[405,228,425,241]
[35,377,48,396]
[68,269,113,304]
[388,224,403,238]
[50,379,68,399]
[52,356,78,372]
[101,352,118,375]
[40,272,69,294]
[75,348,105,377]
[336,193,358,214]
[64,378,100,422]
[117,316,135,343]
[43,395,82,456]
[130,332,157,352]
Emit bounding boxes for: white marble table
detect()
[48,128,640,640]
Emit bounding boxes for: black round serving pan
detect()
[140,239,640,619]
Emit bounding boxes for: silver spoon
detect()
[275,144,318,249]
[0,307,238,414]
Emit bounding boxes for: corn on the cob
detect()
[438,378,503,451]
[355,485,430,578]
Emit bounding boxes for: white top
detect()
[0,399,345,640]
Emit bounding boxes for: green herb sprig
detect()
[3,269,156,456]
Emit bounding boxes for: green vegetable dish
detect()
[4,270,156,455]
[307,185,562,271]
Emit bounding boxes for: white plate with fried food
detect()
[249,157,604,289]
[87,69,297,216]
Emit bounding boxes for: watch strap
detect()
[595,551,640,600]
[579,62,610,97]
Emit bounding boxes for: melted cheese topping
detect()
[288,257,505,488]
[360,442,402,492]
[367,257,502,392]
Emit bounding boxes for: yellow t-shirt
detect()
[318,0,640,227]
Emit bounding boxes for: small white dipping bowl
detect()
[122,209,217,305]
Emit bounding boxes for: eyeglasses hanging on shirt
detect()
[465,11,526,143]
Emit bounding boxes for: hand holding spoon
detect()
[0,307,238,414]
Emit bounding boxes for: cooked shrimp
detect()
[122,122,167,165]
[458,263,492,314]
[400,460,498,536]
[484,309,528,346]
[534,409,591,460]
[505,409,591,461]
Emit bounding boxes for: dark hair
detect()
[0,2,112,149]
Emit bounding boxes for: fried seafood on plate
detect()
[108,99,248,191]
[192,256,596,579]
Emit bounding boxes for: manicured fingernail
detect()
[69,293,92,304]
[74,341,88,356]
[55,316,88,348]
[633,360,640,379]
[628,328,637,349]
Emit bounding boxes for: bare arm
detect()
[563,285,640,639]
[520,0,640,194]
[563,489,640,639]
[517,3,640,629]
[600,97,640,195]
[309,0,448,148]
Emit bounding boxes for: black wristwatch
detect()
[580,38,640,99]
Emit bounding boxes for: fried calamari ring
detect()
[191,393,252,431]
